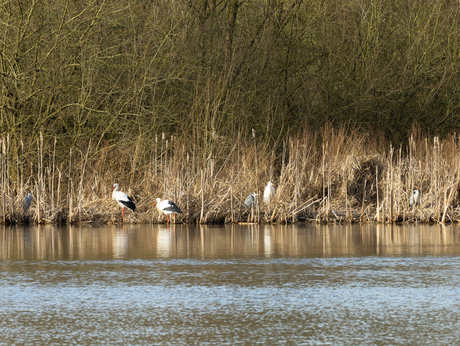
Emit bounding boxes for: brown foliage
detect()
[0,127,458,225]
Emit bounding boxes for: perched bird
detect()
[23,192,34,212]
[153,198,182,225]
[263,181,275,204]
[244,192,257,207]
[111,183,136,220]
[410,189,420,210]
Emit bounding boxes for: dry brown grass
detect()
[1,127,460,225]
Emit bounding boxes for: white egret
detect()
[263,181,275,204]
[409,189,420,210]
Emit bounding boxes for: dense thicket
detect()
[1,0,460,157]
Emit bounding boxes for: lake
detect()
[0,223,459,345]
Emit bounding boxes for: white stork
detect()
[153,198,182,225]
[111,183,136,220]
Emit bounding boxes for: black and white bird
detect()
[263,181,275,204]
[153,198,182,225]
[244,192,257,207]
[111,183,136,220]
[23,192,33,212]
[409,189,420,210]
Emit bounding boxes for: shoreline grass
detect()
[2,127,460,226]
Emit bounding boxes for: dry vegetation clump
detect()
[343,155,382,207]
[0,128,458,225]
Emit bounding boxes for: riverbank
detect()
[3,127,458,225]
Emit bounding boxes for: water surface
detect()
[0,224,459,345]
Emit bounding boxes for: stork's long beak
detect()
[111,186,115,192]
[152,201,157,206]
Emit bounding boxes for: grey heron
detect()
[23,193,33,212]
[244,192,257,207]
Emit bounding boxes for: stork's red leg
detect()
[122,207,125,220]
[167,215,170,225]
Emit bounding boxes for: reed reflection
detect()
[1,224,460,261]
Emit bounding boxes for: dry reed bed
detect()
[2,128,460,225]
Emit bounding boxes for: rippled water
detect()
[1,224,460,345]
